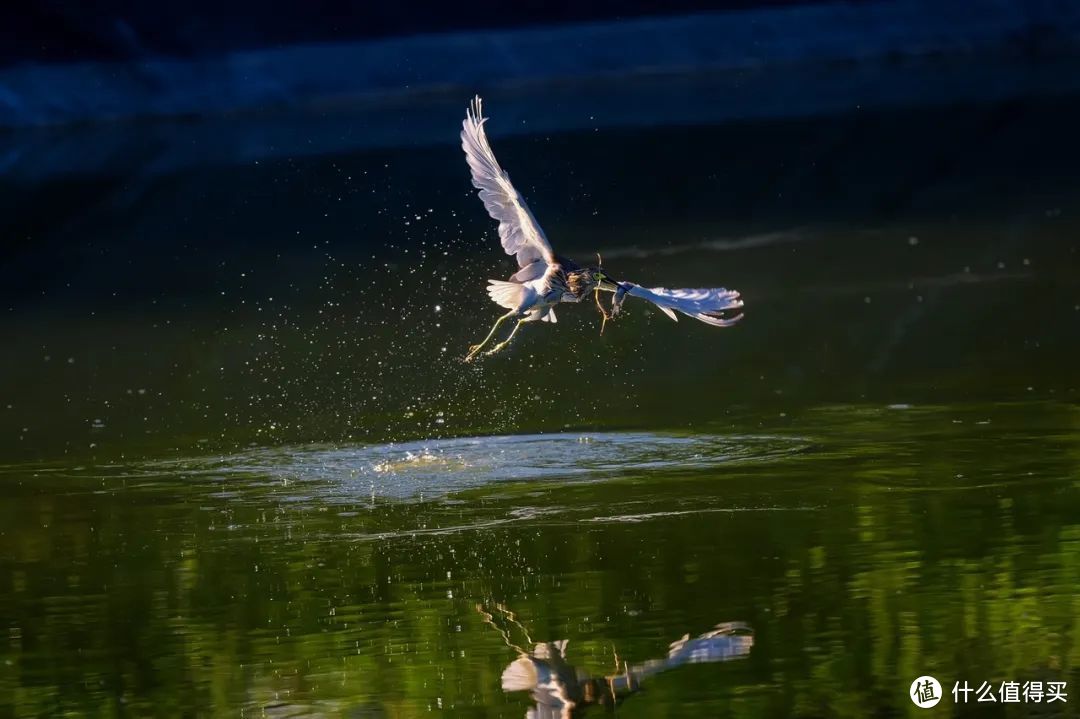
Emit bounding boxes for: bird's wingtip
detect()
[706,312,744,327]
[467,95,485,124]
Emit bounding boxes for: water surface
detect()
[1,87,1079,717]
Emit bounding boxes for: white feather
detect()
[461,96,555,269]
[510,259,548,283]
[487,279,526,310]
[625,283,743,327]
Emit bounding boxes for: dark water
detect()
[1,89,1080,716]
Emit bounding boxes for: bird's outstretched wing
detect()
[615,283,744,327]
[461,96,555,269]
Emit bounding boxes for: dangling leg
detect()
[485,318,528,356]
[493,603,535,646]
[466,310,516,361]
[594,287,613,335]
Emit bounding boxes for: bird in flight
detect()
[461,96,743,361]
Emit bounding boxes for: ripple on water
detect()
[153,431,811,501]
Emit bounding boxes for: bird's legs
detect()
[594,286,613,335]
[466,310,516,361]
[485,318,526,356]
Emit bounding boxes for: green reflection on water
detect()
[1,403,1078,717]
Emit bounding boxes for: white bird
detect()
[461,95,743,361]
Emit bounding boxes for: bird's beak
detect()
[595,272,621,293]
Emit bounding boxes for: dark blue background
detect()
[4,0,818,65]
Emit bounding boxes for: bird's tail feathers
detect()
[486,279,525,310]
[500,656,538,692]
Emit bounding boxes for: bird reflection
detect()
[480,604,753,718]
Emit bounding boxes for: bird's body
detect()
[461,96,743,360]
[487,255,596,319]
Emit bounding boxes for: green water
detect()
[2,96,1080,716]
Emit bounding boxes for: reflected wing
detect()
[621,283,744,327]
[461,96,555,268]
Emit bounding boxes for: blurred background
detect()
[2,2,1080,716]
[2,0,1078,461]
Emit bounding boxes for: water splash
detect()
[148,431,810,502]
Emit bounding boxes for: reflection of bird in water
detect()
[479,604,753,718]
[500,639,593,719]
[461,96,744,361]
